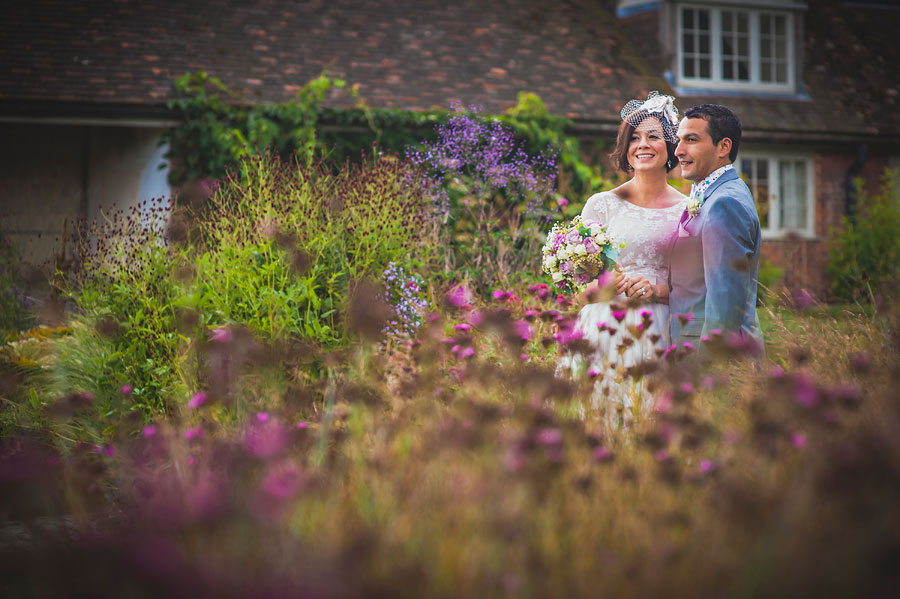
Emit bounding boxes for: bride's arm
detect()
[574,268,626,307]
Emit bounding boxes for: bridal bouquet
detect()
[541,215,622,292]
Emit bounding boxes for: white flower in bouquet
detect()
[540,215,623,292]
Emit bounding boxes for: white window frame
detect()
[737,152,815,238]
[677,3,796,93]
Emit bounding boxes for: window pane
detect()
[699,10,709,30]
[742,159,770,229]
[775,38,786,60]
[722,36,734,58]
[794,161,807,228]
[683,8,694,29]
[775,16,786,37]
[684,57,695,77]
[780,160,807,230]
[761,62,772,82]
[761,38,771,59]
[737,60,749,81]
[722,11,733,33]
[776,62,787,83]
[738,37,749,57]
[724,61,734,79]
[684,34,694,53]
[779,161,793,229]
[700,58,711,78]
[699,33,710,54]
[738,13,748,33]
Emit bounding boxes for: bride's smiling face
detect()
[627,118,668,173]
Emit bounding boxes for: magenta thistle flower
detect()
[244,416,287,458]
[700,459,716,473]
[537,428,563,445]
[593,446,614,462]
[655,392,673,413]
[789,431,806,448]
[492,289,510,300]
[187,392,208,409]
[296,421,308,429]
[794,372,818,407]
[143,425,158,438]
[459,347,475,359]
[452,323,472,332]
[611,310,627,322]
[121,385,132,395]
[513,320,533,341]
[184,427,204,441]
[445,284,473,308]
[210,327,232,343]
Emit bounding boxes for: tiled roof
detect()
[0,0,662,124]
[1,0,898,140]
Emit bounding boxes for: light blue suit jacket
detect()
[668,168,763,344]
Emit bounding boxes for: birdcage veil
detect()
[620,91,679,143]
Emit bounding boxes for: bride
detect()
[567,92,686,425]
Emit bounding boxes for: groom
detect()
[669,104,763,350]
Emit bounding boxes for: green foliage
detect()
[61,208,185,417]
[756,258,784,304]
[0,232,35,336]
[164,71,346,184]
[827,169,900,302]
[43,150,432,423]
[163,73,613,203]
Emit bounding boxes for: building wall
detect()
[759,150,889,300]
[0,122,170,267]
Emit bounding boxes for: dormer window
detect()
[677,3,796,92]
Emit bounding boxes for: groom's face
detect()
[675,117,729,182]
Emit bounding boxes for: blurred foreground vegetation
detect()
[1,92,899,596]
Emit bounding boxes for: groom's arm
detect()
[701,196,757,336]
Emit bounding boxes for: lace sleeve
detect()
[581,192,610,224]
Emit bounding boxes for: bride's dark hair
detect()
[609,112,678,174]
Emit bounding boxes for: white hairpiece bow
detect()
[620,91,679,142]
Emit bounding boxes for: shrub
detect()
[827,169,900,302]
[406,104,558,293]
[0,232,35,336]
[58,199,185,417]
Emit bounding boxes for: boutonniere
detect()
[686,190,704,217]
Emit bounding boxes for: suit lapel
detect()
[701,168,738,203]
[668,168,738,290]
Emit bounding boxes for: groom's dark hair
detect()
[684,104,742,162]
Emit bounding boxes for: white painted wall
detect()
[0,122,171,267]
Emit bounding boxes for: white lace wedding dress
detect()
[564,190,686,423]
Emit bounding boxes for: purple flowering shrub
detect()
[380,262,428,343]
[406,103,558,293]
